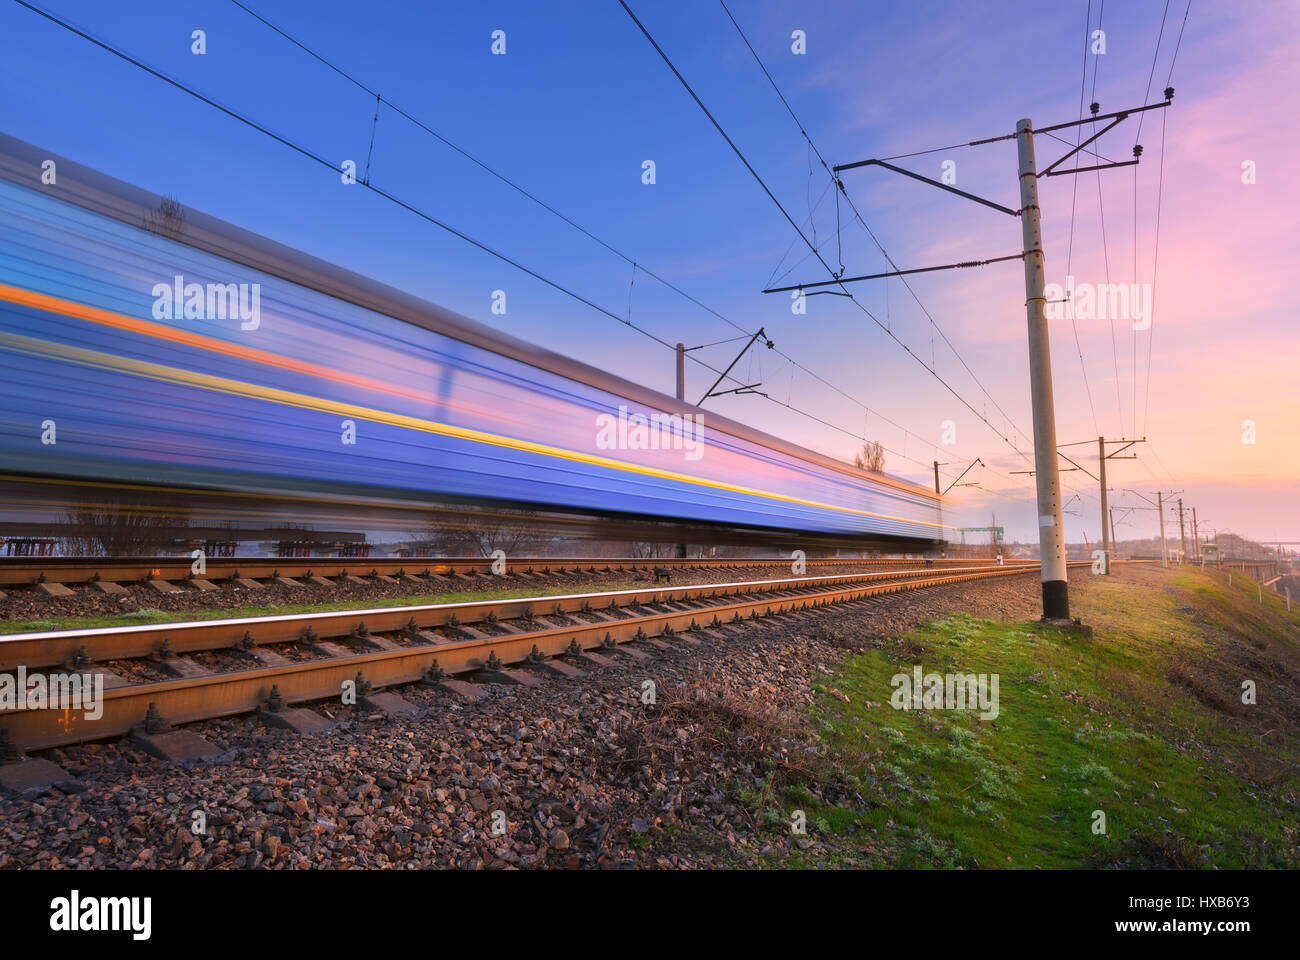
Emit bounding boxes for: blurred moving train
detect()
[0,135,944,549]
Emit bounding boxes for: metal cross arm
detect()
[763,253,1024,295]
[1102,439,1141,458]
[831,158,1020,217]
[1042,158,1139,178]
[941,457,984,496]
[1038,92,1173,178]
[1038,114,1128,177]
[1056,450,1098,482]
[1031,92,1173,138]
[707,384,767,398]
[698,326,773,406]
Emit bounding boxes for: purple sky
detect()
[1,0,1295,546]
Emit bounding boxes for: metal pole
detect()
[1109,506,1118,561]
[1158,491,1168,568]
[1178,498,1187,565]
[675,342,687,559]
[933,460,944,558]
[1016,119,1068,619]
[1098,437,1109,574]
[1192,507,1199,562]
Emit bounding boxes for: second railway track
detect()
[0,554,1004,591]
[1,562,1086,755]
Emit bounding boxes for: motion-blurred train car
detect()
[0,135,944,549]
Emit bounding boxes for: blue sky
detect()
[2,0,1295,547]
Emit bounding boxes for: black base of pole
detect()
[1042,580,1069,620]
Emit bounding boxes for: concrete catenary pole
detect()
[674,342,687,559]
[1016,119,1069,618]
[1192,507,1199,561]
[1158,491,1168,568]
[1098,437,1110,574]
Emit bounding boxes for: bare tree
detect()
[416,505,554,557]
[854,440,886,473]
[61,496,188,556]
[626,541,677,559]
[143,196,185,240]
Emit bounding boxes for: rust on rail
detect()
[0,563,1086,752]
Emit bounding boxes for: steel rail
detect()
[1,563,1091,751]
[0,563,1038,669]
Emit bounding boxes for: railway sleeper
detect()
[129,703,222,765]
[258,684,337,736]
[0,753,78,797]
[3,607,765,779]
[154,656,213,680]
[474,651,542,687]
[523,646,586,680]
[357,690,422,720]
[418,660,489,701]
[563,639,616,669]
[0,566,1056,764]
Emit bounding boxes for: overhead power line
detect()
[622,0,1039,470]
[1141,0,1191,439]
[11,3,770,396]
[14,0,968,485]
[712,0,1178,535]
[712,1,1119,525]
[230,0,966,479]
[1064,0,1103,440]
[617,0,840,283]
[714,0,1036,458]
[1134,0,1173,146]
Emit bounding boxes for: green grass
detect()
[1,580,644,634]
[750,566,1300,868]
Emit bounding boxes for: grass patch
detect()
[756,566,1300,868]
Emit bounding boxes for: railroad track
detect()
[0,554,1003,593]
[0,561,1078,758]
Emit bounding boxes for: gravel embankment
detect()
[0,569,1051,869]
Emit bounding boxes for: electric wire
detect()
[700,0,1035,468]
[1140,1,1190,438]
[232,0,961,481]
[1065,0,1103,440]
